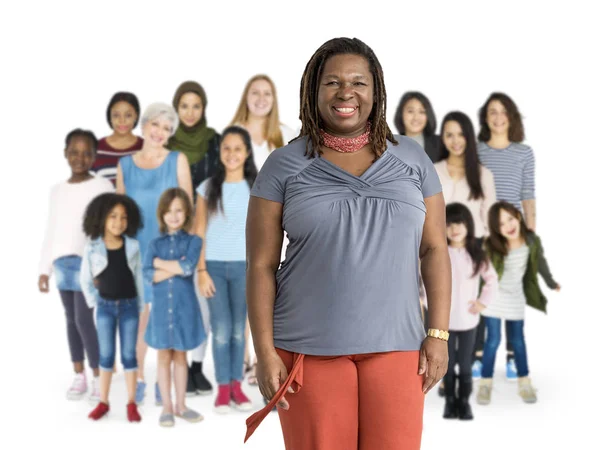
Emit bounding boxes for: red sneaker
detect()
[88,402,109,421]
[127,402,142,422]
[214,384,231,414]
[231,380,252,411]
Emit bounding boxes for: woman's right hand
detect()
[256,351,293,410]
[38,275,49,293]
[198,271,216,298]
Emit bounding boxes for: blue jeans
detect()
[206,261,247,385]
[96,298,140,372]
[481,317,529,378]
[53,255,82,291]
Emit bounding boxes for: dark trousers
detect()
[59,290,99,369]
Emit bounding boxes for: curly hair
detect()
[297,37,397,158]
[83,193,143,239]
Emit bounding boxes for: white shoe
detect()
[67,373,87,400]
[89,377,101,403]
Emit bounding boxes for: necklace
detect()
[320,123,371,153]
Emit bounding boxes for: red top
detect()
[92,136,144,185]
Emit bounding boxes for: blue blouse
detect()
[143,231,206,351]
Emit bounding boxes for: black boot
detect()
[186,365,198,397]
[191,362,213,395]
[443,374,458,419]
[457,374,474,420]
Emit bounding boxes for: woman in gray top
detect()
[244,38,451,450]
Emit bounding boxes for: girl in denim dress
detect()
[80,193,144,422]
[38,129,113,402]
[144,188,206,427]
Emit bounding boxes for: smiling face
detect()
[110,101,137,136]
[486,99,510,137]
[104,203,127,239]
[246,79,274,118]
[402,98,427,135]
[178,92,204,128]
[65,136,95,176]
[317,53,374,137]
[163,197,186,233]
[498,208,521,240]
[447,221,468,246]
[442,120,467,158]
[220,133,249,172]
[142,115,173,148]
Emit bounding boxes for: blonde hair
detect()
[230,74,283,150]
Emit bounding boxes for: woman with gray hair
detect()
[116,102,194,405]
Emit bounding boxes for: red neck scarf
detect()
[320,123,371,153]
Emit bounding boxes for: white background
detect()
[1,0,598,448]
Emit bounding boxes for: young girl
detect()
[477,201,560,405]
[80,193,144,422]
[393,91,442,163]
[93,92,144,185]
[195,126,257,413]
[38,129,114,402]
[144,188,206,427]
[440,203,497,420]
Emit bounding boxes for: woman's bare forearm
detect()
[420,245,451,331]
[247,265,278,360]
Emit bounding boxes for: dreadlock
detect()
[297,37,397,158]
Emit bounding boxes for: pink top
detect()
[434,160,496,237]
[423,247,498,331]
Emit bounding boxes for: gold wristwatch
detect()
[427,328,449,341]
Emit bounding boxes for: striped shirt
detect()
[477,142,535,212]
[92,136,144,185]
[197,179,250,261]
[482,245,529,320]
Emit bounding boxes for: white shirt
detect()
[39,176,114,275]
[252,124,297,171]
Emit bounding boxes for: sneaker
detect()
[89,377,101,403]
[476,379,492,405]
[214,384,231,414]
[518,378,537,404]
[186,367,198,397]
[230,380,252,411]
[127,402,142,422]
[175,408,204,423]
[506,359,517,381]
[135,380,146,404]
[88,402,109,420]
[155,382,163,406]
[67,372,87,400]
[471,360,482,380]
[192,367,213,395]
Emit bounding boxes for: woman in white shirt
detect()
[434,111,496,238]
[230,74,296,170]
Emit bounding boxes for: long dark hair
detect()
[486,201,529,258]
[206,126,257,216]
[478,92,525,143]
[446,203,488,276]
[297,37,397,158]
[393,91,437,136]
[440,111,484,200]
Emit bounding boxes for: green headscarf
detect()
[168,81,216,165]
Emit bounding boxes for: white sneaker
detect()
[67,373,87,400]
[89,377,101,403]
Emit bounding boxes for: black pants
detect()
[473,316,514,362]
[447,328,477,380]
[60,290,99,368]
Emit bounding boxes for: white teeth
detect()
[335,107,355,113]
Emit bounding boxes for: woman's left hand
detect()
[418,337,448,394]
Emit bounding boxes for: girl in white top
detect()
[230,74,296,170]
[38,129,114,401]
[434,111,496,238]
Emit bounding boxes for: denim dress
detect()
[143,231,206,351]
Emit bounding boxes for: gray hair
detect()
[140,102,179,136]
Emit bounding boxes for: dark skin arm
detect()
[246,196,293,409]
[418,192,452,394]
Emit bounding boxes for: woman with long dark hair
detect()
[194,126,257,413]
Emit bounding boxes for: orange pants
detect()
[246,349,424,450]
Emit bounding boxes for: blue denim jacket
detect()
[80,235,144,310]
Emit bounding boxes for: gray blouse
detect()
[251,135,442,356]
